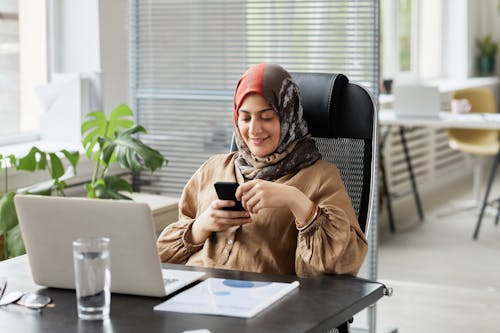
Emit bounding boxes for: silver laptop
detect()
[14,195,205,297]
[393,84,441,119]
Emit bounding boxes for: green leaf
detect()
[49,153,64,179]
[55,180,67,194]
[0,154,17,168]
[62,150,80,171]
[6,224,25,258]
[81,106,135,164]
[17,166,75,195]
[105,176,133,193]
[81,111,109,160]
[17,147,45,172]
[7,155,17,169]
[85,183,97,199]
[111,125,166,172]
[88,176,132,200]
[108,104,135,135]
[0,192,17,235]
[101,142,116,166]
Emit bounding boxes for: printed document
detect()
[154,278,299,318]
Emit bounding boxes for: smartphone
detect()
[214,181,245,211]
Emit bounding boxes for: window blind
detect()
[129,0,379,197]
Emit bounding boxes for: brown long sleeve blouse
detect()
[157,153,368,277]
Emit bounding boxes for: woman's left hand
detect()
[236,180,314,224]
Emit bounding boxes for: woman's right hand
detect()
[188,200,252,244]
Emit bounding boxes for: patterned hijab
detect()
[233,63,321,181]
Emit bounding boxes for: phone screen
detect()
[214,182,245,211]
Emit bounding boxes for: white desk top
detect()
[379,109,500,130]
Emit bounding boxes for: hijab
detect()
[233,63,321,181]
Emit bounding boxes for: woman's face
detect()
[237,93,281,158]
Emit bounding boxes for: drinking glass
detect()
[72,237,111,320]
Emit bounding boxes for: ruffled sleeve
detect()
[294,165,368,276]
[156,166,205,263]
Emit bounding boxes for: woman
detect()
[157,63,367,277]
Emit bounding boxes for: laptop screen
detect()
[393,84,441,118]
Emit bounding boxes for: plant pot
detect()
[478,56,495,76]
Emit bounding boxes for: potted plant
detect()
[476,35,498,76]
[0,103,167,260]
[0,149,79,260]
[81,104,167,199]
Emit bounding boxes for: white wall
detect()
[419,0,442,79]
[98,0,129,112]
[51,0,128,113]
[51,0,100,73]
[19,0,47,132]
[442,0,471,79]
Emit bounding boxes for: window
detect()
[129,0,380,197]
[381,0,444,82]
[0,0,47,145]
[0,1,19,141]
[397,0,413,72]
[381,0,418,80]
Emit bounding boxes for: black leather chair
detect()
[294,73,377,333]
[291,73,376,235]
[232,72,377,333]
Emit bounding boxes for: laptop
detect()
[393,84,441,119]
[14,195,205,297]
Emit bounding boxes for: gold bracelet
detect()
[296,203,319,231]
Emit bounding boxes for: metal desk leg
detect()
[399,127,424,221]
[474,151,500,240]
[380,131,396,232]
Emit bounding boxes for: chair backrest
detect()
[448,88,499,149]
[231,73,377,234]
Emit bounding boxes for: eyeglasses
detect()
[18,293,52,309]
[0,277,52,310]
[0,291,52,310]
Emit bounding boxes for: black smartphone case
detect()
[214,182,245,211]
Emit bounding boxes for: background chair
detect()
[231,72,378,333]
[447,88,500,239]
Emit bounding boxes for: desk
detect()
[0,256,384,333]
[379,109,500,236]
[379,110,500,130]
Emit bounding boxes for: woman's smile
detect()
[249,136,270,145]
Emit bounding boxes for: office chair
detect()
[290,73,376,235]
[231,72,378,332]
[446,88,500,239]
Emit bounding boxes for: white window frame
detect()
[383,0,451,81]
[382,0,420,81]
